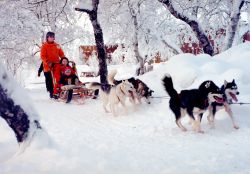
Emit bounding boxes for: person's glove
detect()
[38,72,41,77]
[48,62,53,67]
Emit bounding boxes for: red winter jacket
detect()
[40,42,65,72]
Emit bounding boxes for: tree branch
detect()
[75,7,92,14]
[158,0,214,56]
[55,0,68,20]
[61,36,84,46]
[27,0,48,5]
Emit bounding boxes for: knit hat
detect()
[46,32,55,40]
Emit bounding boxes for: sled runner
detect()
[59,84,95,103]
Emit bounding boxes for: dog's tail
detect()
[87,82,111,93]
[107,69,117,85]
[162,74,179,99]
[86,82,101,90]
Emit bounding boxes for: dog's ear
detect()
[205,81,211,88]
[129,77,135,82]
[232,79,235,83]
[149,90,154,95]
[122,80,130,84]
[224,80,228,86]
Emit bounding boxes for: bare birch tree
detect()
[224,0,245,50]
[127,0,147,75]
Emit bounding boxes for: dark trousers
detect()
[44,71,54,98]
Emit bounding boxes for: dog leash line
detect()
[150,96,170,99]
[230,102,250,105]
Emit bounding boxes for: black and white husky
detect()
[88,80,136,116]
[207,79,240,129]
[162,74,224,133]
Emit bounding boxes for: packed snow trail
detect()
[1,84,250,174]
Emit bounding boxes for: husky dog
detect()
[162,74,224,133]
[88,80,135,116]
[207,79,240,129]
[108,69,154,104]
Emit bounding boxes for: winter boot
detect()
[66,89,73,103]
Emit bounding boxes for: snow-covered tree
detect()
[0,63,41,144]
[97,0,182,74]
[157,0,214,56]
[224,0,245,50]
[0,0,94,79]
[0,0,41,76]
[26,0,93,62]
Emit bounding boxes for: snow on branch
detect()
[75,0,93,14]
[158,0,214,56]
[161,38,183,55]
[27,0,48,4]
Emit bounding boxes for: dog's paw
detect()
[181,127,187,132]
[234,125,239,129]
[198,130,205,134]
[210,125,215,129]
[207,116,214,124]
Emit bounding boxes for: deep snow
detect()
[1,43,250,174]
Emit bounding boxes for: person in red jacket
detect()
[40,32,65,99]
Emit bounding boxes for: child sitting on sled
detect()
[59,58,99,102]
[60,66,81,86]
[58,57,82,103]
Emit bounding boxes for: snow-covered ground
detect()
[1,43,250,174]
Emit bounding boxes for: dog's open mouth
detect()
[128,90,134,97]
[214,96,224,103]
[229,92,238,102]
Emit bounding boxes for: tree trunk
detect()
[89,13,108,84]
[0,84,41,143]
[129,2,145,75]
[132,18,145,75]
[158,0,214,56]
[247,2,250,30]
[224,0,245,50]
[75,0,108,84]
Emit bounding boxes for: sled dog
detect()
[162,74,224,133]
[88,80,136,116]
[108,69,154,104]
[207,79,240,129]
